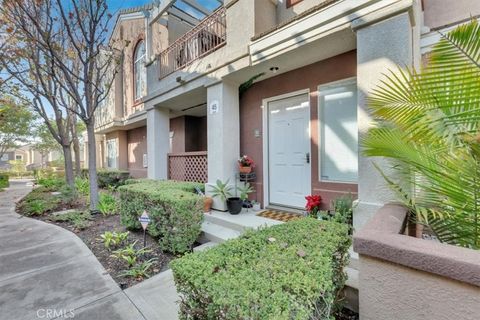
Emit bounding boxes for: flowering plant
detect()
[238,155,255,168]
[305,195,322,218]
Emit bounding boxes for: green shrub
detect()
[98,192,117,216]
[171,218,351,320]
[97,170,130,189]
[0,173,9,189]
[37,176,65,191]
[74,177,90,196]
[118,180,204,254]
[51,210,92,229]
[17,187,60,216]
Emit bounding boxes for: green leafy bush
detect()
[0,173,9,189]
[97,170,130,189]
[17,187,60,215]
[75,177,90,196]
[118,180,204,254]
[171,218,351,320]
[120,258,157,279]
[37,176,65,191]
[100,231,129,249]
[98,192,117,216]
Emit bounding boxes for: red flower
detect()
[305,195,322,212]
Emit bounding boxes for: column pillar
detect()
[147,107,170,179]
[354,12,414,230]
[206,81,240,210]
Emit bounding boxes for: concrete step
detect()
[345,266,359,290]
[193,241,219,252]
[203,212,249,232]
[344,266,359,313]
[348,247,360,270]
[200,221,242,244]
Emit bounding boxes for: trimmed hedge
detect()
[171,218,351,320]
[80,169,131,189]
[97,170,130,189]
[118,180,204,254]
[0,173,9,189]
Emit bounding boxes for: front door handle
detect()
[305,152,310,164]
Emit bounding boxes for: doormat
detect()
[256,209,303,222]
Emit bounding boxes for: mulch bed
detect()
[30,212,174,289]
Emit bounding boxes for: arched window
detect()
[133,40,146,101]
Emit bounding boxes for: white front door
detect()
[268,94,311,208]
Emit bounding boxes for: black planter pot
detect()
[226,197,243,215]
[242,200,253,208]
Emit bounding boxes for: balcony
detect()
[158,7,226,79]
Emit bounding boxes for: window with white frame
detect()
[15,154,23,161]
[318,79,358,183]
[133,40,146,101]
[106,139,117,169]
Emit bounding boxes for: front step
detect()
[199,221,242,243]
[193,241,219,252]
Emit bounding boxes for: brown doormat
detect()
[256,209,303,222]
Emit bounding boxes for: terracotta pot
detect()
[203,196,213,213]
[239,166,252,173]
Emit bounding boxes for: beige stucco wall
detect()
[359,255,480,320]
[423,0,480,30]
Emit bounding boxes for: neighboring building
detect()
[94,0,480,226]
[0,145,61,170]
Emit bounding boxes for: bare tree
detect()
[1,0,117,210]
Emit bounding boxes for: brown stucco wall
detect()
[170,116,207,153]
[423,0,480,30]
[127,126,147,178]
[240,50,358,208]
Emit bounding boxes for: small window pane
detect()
[106,139,117,169]
[319,80,358,182]
[134,41,146,101]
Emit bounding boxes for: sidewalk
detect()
[0,180,146,320]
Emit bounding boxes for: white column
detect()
[147,107,170,180]
[206,81,240,210]
[354,12,414,230]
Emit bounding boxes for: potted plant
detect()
[238,182,255,208]
[209,179,243,215]
[195,186,213,213]
[238,155,255,174]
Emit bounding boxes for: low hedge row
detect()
[171,218,351,320]
[118,180,204,254]
[80,169,130,189]
[0,173,9,189]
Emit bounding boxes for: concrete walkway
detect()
[0,180,146,320]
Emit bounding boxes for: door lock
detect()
[305,152,310,164]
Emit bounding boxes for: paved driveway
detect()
[0,180,146,320]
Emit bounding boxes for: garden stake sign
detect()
[139,210,151,248]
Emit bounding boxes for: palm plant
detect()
[362,20,480,249]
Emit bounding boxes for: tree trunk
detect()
[62,144,75,186]
[72,135,81,175]
[86,122,99,211]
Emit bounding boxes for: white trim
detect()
[262,89,310,209]
[317,77,358,184]
[250,0,412,65]
[420,18,480,54]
